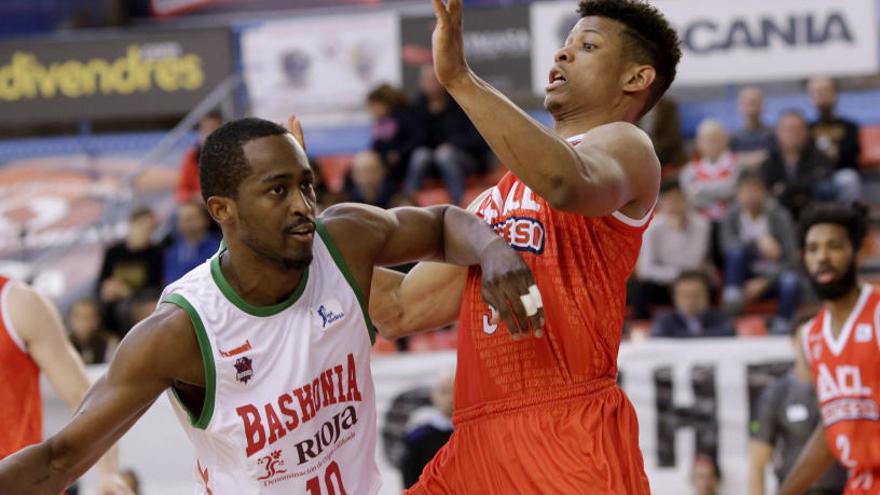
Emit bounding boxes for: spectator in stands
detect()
[691,454,722,495]
[639,96,686,168]
[634,180,711,319]
[405,65,489,206]
[97,207,164,336]
[748,324,847,495]
[367,83,419,185]
[650,271,734,338]
[761,110,834,219]
[67,298,118,365]
[731,86,775,168]
[163,200,221,285]
[808,77,861,172]
[176,111,223,203]
[721,171,801,334]
[680,119,741,221]
[401,370,455,488]
[344,151,398,209]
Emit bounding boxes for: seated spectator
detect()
[164,200,221,285]
[807,76,861,202]
[634,180,711,319]
[67,298,118,365]
[691,454,722,495]
[176,111,223,203]
[97,207,164,336]
[639,96,686,168]
[731,86,775,168]
[401,370,455,488]
[650,271,734,338]
[344,151,399,209]
[680,119,741,221]
[405,65,489,206]
[748,324,847,495]
[721,172,801,334]
[367,83,419,185]
[761,110,834,219]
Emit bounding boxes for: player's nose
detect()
[554,46,573,64]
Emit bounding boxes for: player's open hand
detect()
[430,0,470,87]
[479,238,544,340]
[287,113,307,152]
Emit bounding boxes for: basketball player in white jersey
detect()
[0,117,540,494]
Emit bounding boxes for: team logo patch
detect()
[855,324,873,343]
[256,450,287,481]
[234,356,254,384]
[315,299,345,329]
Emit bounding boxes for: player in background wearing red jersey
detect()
[368,0,681,493]
[781,203,880,495]
[0,277,130,494]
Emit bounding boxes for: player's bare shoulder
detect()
[319,203,395,254]
[580,122,658,166]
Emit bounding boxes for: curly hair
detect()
[798,202,869,251]
[578,0,681,115]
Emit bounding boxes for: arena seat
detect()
[859,125,880,170]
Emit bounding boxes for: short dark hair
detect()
[129,206,155,222]
[660,177,681,194]
[199,118,289,202]
[798,202,869,251]
[366,84,409,113]
[736,168,765,188]
[674,269,711,292]
[578,0,681,116]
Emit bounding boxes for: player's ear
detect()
[206,196,235,225]
[622,64,655,95]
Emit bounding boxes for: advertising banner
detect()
[530,0,878,92]
[241,13,401,127]
[0,29,232,124]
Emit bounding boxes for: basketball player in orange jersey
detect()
[0,277,130,494]
[780,203,880,495]
[367,0,682,493]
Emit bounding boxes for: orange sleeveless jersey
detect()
[0,276,42,459]
[455,167,651,416]
[803,284,880,493]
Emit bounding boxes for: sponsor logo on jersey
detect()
[315,300,345,329]
[855,324,873,343]
[220,339,252,358]
[817,363,872,403]
[256,450,288,481]
[235,356,254,384]
[490,216,546,254]
[293,405,358,465]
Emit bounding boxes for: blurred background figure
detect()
[345,150,399,209]
[639,96,687,169]
[97,207,163,336]
[748,324,847,495]
[721,171,801,334]
[120,468,141,495]
[67,298,118,365]
[634,180,711,319]
[163,200,220,286]
[400,370,455,489]
[404,65,488,206]
[367,84,418,186]
[176,111,224,204]
[807,76,862,202]
[650,270,734,338]
[691,454,723,495]
[731,86,775,168]
[680,119,741,222]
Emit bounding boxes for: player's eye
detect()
[270,185,288,196]
[582,42,597,51]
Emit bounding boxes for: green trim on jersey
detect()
[315,219,377,345]
[210,251,309,317]
[163,293,216,430]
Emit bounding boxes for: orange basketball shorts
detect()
[404,380,650,495]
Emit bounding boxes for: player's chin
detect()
[543,93,566,114]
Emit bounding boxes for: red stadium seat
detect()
[859,126,880,170]
[316,155,354,193]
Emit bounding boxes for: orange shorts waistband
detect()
[452,378,618,426]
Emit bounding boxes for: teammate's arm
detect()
[779,424,836,495]
[748,440,773,495]
[323,203,542,338]
[7,282,129,494]
[0,304,200,495]
[429,0,659,218]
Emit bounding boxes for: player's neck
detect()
[552,106,635,139]
[826,284,863,336]
[219,249,306,307]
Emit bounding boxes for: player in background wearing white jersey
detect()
[0,117,540,494]
[781,202,880,495]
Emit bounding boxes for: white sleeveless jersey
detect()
[160,221,381,495]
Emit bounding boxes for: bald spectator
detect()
[345,150,398,209]
[761,110,834,219]
[680,119,741,221]
[731,86,775,168]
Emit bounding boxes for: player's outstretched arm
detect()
[779,424,835,495]
[429,0,658,218]
[322,203,542,339]
[6,282,130,494]
[0,304,200,495]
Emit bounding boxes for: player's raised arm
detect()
[779,424,836,495]
[430,0,660,217]
[0,304,200,495]
[322,203,542,339]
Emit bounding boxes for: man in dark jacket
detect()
[807,77,861,202]
[650,270,734,338]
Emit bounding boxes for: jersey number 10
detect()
[306,461,347,495]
